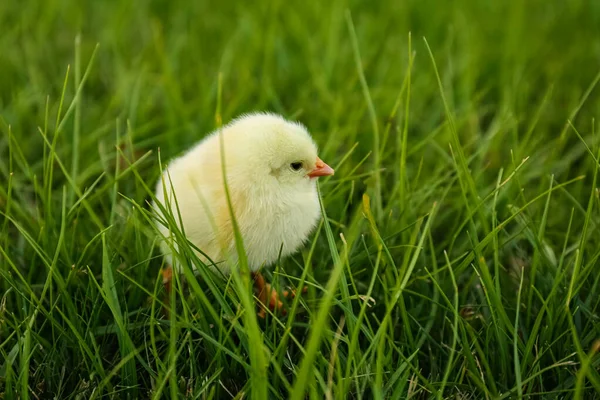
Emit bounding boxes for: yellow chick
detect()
[153,112,334,317]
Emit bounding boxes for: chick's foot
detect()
[251,272,307,318]
[162,265,173,295]
[161,265,173,317]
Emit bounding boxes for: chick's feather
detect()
[153,112,324,274]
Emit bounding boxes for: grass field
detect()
[2,0,600,398]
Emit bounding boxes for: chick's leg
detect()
[162,265,173,295]
[161,265,173,317]
[251,271,281,318]
[251,271,307,318]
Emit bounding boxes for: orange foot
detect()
[161,265,174,317]
[251,271,307,318]
[162,265,173,295]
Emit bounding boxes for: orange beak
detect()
[307,156,334,178]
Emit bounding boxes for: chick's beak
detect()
[308,156,334,178]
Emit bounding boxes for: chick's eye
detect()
[290,162,303,171]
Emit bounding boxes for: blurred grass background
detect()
[1,0,600,398]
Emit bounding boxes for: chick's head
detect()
[222,113,334,190]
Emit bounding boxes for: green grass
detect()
[2,0,600,398]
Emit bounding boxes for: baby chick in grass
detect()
[153,112,334,317]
